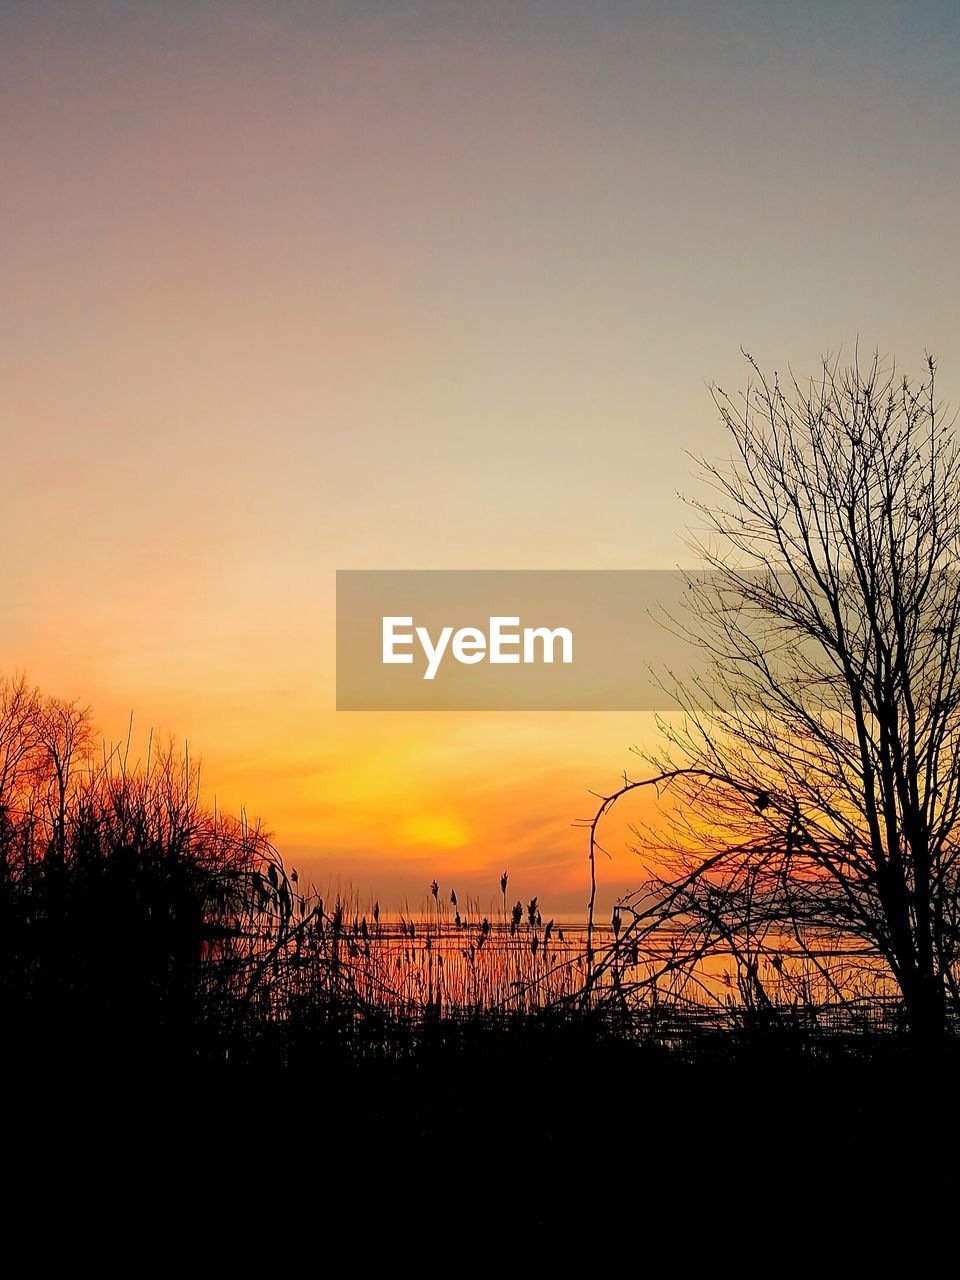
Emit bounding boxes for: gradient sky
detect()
[2,1,958,914]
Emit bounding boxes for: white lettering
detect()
[416,625,454,680]
[382,617,573,679]
[452,627,486,664]
[523,626,573,664]
[383,617,414,664]
[489,616,521,663]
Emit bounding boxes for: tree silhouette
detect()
[0,679,295,1067]
[592,352,960,1043]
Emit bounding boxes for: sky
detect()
[2,0,959,915]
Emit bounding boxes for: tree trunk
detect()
[905,969,946,1045]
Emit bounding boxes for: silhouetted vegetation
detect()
[7,354,960,1242]
[586,353,960,1048]
[3,663,958,1086]
[1,673,607,1073]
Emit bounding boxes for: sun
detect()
[395,815,471,849]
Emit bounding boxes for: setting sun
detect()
[395,814,471,850]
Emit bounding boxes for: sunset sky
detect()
[2,1,958,915]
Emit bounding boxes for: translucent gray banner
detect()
[336,570,710,710]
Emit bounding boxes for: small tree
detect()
[36,696,94,867]
[594,351,960,1043]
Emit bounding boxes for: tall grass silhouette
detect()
[0,673,938,1075]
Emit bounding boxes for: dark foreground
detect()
[9,1011,959,1251]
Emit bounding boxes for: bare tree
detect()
[0,677,43,872]
[591,351,960,1043]
[35,696,94,867]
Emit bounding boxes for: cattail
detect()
[450,888,458,908]
[430,879,439,900]
[500,871,508,895]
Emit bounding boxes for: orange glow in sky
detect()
[3,2,958,915]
